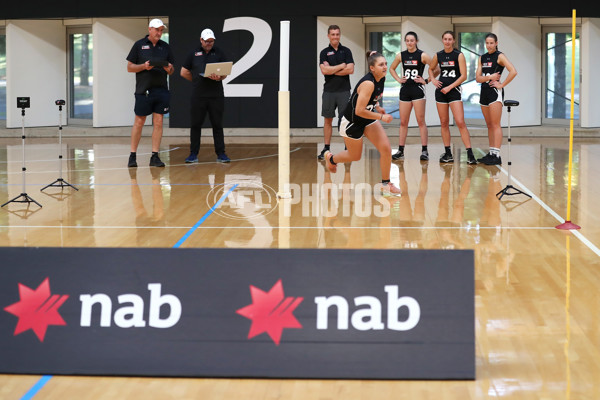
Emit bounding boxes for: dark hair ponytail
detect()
[366,50,383,67]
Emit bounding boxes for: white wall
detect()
[316,17,365,128]
[6,20,66,128]
[492,18,541,126]
[400,17,453,127]
[93,18,149,127]
[581,18,600,128]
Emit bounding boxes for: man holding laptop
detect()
[181,28,232,163]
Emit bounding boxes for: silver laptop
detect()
[201,62,233,77]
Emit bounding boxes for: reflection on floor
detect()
[1,136,600,399]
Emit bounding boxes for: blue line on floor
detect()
[20,375,52,400]
[172,184,238,248]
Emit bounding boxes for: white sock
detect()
[490,147,500,157]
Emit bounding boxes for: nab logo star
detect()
[4,278,69,342]
[236,280,303,345]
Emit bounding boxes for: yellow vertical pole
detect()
[557,9,581,230]
[566,9,576,222]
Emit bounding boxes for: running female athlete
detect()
[324,51,402,195]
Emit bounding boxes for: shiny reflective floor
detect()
[1,135,600,399]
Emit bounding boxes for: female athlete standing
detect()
[324,51,402,195]
[390,31,434,161]
[429,31,477,165]
[476,33,518,165]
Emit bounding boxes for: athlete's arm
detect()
[492,54,517,89]
[389,53,406,84]
[428,54,442,88]
[335,63,354,76]
[475,58,485,83]
[415,52,431,85]
[180,66,193,82]
[355,81,392,122]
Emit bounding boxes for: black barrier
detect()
[0,248,474,379]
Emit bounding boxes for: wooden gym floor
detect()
[1,134,600,399]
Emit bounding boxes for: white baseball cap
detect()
[201,29,216,41]
[149,19,166,29]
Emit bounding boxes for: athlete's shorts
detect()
[435,86,462,104]
[339,116,375,140]
[322,91,350,118]
[400,84,426,102]
[480,87,504,106]
[134,87,170,116]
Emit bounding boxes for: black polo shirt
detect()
[126,36,175,95]
[182,45,229,97]
[319,43,354,93]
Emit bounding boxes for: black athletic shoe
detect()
[482,154,502,165]
[317,147,328,160]
[477,153,492,163]
[467,152,477,165]
[149,154,165,167]
[439,152,454,163]
[420,150,429,161]
[128,154,137,168]
[392,149,404,161]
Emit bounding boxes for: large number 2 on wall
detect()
[222,17,272,97]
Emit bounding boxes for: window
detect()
[68,27,93,123]
[366,25,402,120]
[543,28,580,123]
[0,29,6,121]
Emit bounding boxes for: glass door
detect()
[0,29,6,121]
[456,25,490,125]
[543,27,580,125]
[68,27,93,124]
[366,24,402,121]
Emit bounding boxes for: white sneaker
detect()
[381,182,402,196]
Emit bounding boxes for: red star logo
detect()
[236,280,303,345]
[4,278,69,342]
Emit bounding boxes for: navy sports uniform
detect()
[399,49,426,102]
[480,51,505,106]
[435,49,462,104]
[339,72,384,140]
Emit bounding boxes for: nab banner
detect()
[0,248,474,379]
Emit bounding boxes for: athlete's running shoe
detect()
[467,152,478,165]
[439,152,454,163]
[381,182,402,196]
[482,154,502,165]
[477,153,492,163]
[392,148,404,161]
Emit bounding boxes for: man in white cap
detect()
[180,28,231,163]
[126,18,175,168]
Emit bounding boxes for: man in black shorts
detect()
[318,25,354,160]
[126,18,175,168]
